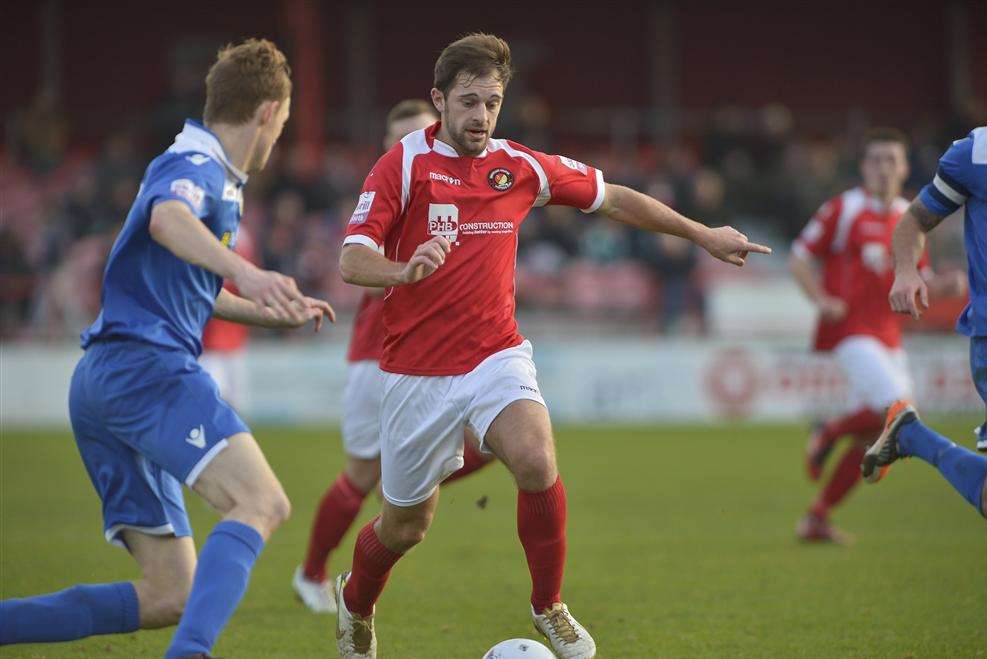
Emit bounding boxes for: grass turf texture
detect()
[1,423,985,658]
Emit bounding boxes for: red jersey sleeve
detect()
[792,196,842,259]
[508,142,605,213]
[343,146,404,252]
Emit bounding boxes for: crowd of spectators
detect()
[3,87,982,342]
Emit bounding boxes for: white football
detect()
[483,638,556,658]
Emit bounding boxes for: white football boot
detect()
[531,603,596,658]
[292,565,336,614]
[335,572,377,659]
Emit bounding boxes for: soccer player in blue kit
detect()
[0,39,334,656]
[863,126,987,519]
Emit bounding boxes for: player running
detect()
[292,99,494,613]
[789,128,965,543]
[863,126,987,519]
[0,40,334,657]
[333,33,770,659]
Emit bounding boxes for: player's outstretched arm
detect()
[596,183,771,266]
[889,198,947,318]
[149,200,308,323]
[788,251,847,321]
[339,237,451,287]
[213,288,335,331]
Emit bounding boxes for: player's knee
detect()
[137,574,192,628]
[265,489,292,529]
[381,512,432,553]
[511,447,557,491]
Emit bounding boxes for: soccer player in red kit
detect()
[789,128,965,543]
[292,99,494,613]
[334,34,769,659]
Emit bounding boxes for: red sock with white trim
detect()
[342,520,402,617]
[442,442,493,484]
[517,476,567,612]
[302,473,367,583]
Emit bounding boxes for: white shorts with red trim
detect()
[379,340,545,506]
[341,359,386,459]
[833,335,913,410]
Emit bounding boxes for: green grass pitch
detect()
[1,423,985,658]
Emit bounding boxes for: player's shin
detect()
[517,476,568,611]
[0,582,139,644]
[898,420,987,514]
[303,473,368,582]
[164,521,264,658]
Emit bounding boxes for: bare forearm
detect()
[339,244,407,287]
[789,252,826,304]
[598,184,710,245]
[893,198,946,274]
[149,201,251,281]
[212,288,273,327]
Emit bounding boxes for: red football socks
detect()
[442,442,493,484]
[820,408,884,445]
[302,473,367,583]
[811,442,866,518]
[343,520,402,617]
[517,476,567,612]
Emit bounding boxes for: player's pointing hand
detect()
[401,236,451,284]
[702,226,772,267]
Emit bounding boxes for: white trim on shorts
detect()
[105,523,176,549]
[184,438,230,487]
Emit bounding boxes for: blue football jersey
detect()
[918,127,987,337]
[81,120,247,356]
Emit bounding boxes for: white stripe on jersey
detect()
[933,174,969,204]
[400,129,432,213]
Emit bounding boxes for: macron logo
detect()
[429,172,462,186]
[185,425,206,449]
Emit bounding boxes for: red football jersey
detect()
[346,292,386,363]
[203,227,255,353]
[792,187,929,351]
[343,122,605,375]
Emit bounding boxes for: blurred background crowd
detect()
[2,1,984,342]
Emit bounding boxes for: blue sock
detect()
[0,582,139,644]
[165,521,264,658]
[898,419,987,514]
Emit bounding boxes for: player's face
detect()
[861,141,909,199]
[431,73,504,157]
[250,97,291,174]
[384,112,437,150]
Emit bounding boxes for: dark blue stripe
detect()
[937,167,971,199]
[922,185,960,215]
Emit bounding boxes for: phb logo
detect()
[428,203,459,244]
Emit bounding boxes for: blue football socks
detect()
[898,419,987,514]
[0,582,139,644]
[165,520,264,658]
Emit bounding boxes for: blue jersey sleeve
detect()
[918,134,974,217]
[141,152,223,221]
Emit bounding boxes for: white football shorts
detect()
[379,340,546,507]
[341,359,386,459]
[833,335,913,410]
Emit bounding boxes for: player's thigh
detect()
[342,360,385,461]
[834,336,909,409]
[122,530,196,628]
[191,432,289,529]
[482,399,557,489]
[379,372,466,507]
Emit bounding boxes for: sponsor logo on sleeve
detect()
[350,191,376,224]
[558,156,587,174]
[170,179,205,212]
[488,167,514,191]
[428,203,460,243]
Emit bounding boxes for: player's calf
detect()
[377,497,436,553]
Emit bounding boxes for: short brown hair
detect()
[204,38,292,125]
[386,99,437,129]
[434,33,513,96]
[862,127,909,153]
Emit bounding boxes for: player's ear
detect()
[256,100,278,126]
[430,88,445,114]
